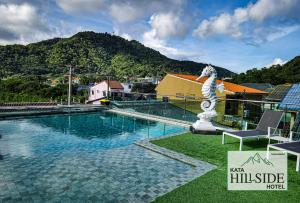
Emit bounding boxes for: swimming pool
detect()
[0,112,198,202]
[0,111,187,153]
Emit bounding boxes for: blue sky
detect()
[0,0,299,73]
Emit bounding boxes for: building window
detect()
[225,100,239,115]
[97,90,99,93]
[103,91,106,97]
[91,90,94,95]
[186,94,196,99]
[128,85,132,89]
[176,93,184,98]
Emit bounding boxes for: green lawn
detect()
[151,133,300,203]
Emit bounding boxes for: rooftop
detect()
[241,83,273,92]
[171,74,267,94]
[104,80,124,89]
[279,84,300,111]
[265,84,292,101]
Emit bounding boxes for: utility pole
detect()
[107,75,110,99]
[68,65,72,106]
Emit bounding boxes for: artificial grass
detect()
[151,133,300,203]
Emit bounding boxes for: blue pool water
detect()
[0,111,193,202]
[0,111,186,153]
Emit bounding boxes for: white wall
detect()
[121,83,133,93]
[88,82,108,101]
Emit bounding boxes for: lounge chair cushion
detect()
[227,130,267,137]
[256,110,284,133]
[272,141,300,154]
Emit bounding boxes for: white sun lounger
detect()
[222,110,284,150]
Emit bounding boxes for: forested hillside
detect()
[232,56,300,85]
[0,31,235,79]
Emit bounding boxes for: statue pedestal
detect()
[190,110,217,134]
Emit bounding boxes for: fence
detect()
[110,94,300,132]
[1,93,299,133]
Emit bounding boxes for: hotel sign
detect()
[228,151,287,190]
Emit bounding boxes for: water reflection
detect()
[29,112,158,140]
[0,112,187,155]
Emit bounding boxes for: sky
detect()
[0,0,299,73]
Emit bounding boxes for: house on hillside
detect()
[137,77,160,84]
[72,77,80,84]
[63,73,81,84]
[121,83,133,94]
[155,73,268,120]
[87,80,124,104]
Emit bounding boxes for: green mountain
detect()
[0,31,235,79]
[232,56,300,85]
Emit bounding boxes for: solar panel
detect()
[279,84,300,111]
[265,84,291,101]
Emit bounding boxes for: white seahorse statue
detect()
[192,65,224,132]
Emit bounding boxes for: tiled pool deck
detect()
[0,144,215,203]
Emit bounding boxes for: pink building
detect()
[88,80,124,104]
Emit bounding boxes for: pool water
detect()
[0,112,194,202]
[0,111,186,153]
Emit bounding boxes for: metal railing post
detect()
[184,97,187,119]
[147,120,150,139]
[148,103,151,116]
[241,100,244,130]
[285,104,288,124]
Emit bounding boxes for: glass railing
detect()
[1,94,299,133]
[110,94,300,131]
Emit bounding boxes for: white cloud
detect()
[193,10,247,39]
[143,12,189,44]
[56,0,105,13]
[113,27,132,40]
[108,0,186,23]
[266,58,287,67]
[193,0,300,44]
[143,26,199,60]
[0,3,82,45]
[0,3,50,44]
[141,11,196,59]
[109,3,142,23]
[56,0,186,23]
[143,29,165,49]
[243,25,300,45]
[248,0,298,22]
[149,12,189,39]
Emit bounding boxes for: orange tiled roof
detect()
[104,80,124,89]
[171,74,267,94]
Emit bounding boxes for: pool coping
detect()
[108,109,192,128]
[134,132,217,202]
[0,106,108,120]
[135,132,217,169]
[109,108,234,132]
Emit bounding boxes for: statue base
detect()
[190,125,222,135]
[190,110,218,135]
[190,120,217,134]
